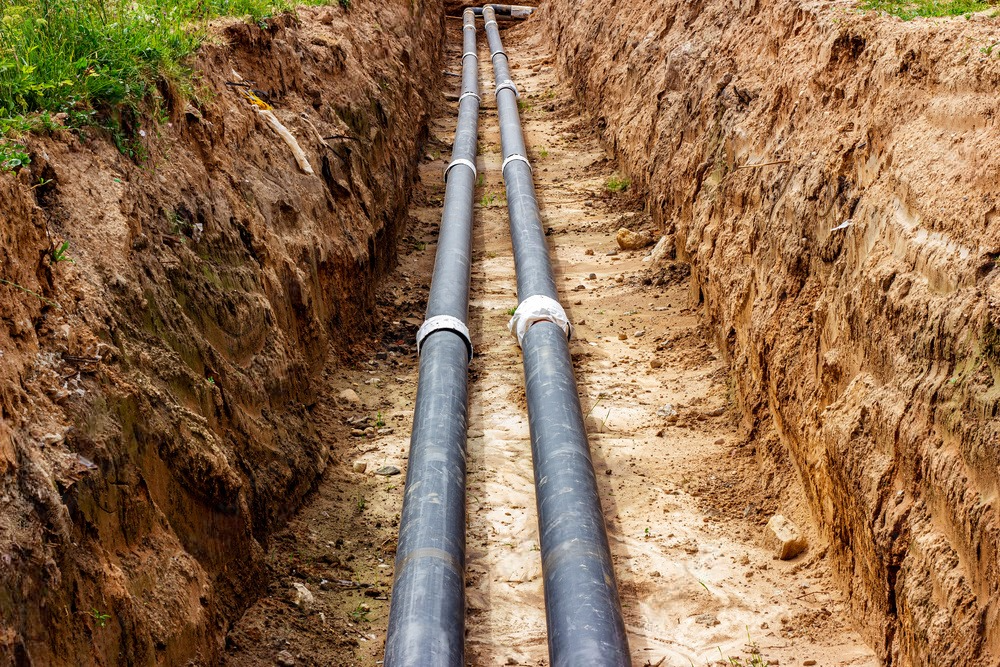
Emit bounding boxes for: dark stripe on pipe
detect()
[383,9,481,667]
[482,6,632,666]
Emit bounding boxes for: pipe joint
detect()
[459,91,482,104]
[485,19,498,28]
[417,315,474,362]
[495,79,519,99]
[501,153,531,174]
[507,295,572,347]
[462,51,478,63]
[444,157,477,182]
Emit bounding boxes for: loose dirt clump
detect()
[0,2,443,664]
[545,0,1000,665]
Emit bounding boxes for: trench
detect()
[3,1,996,666]
[223,12,876,667]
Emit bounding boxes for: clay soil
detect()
[223,17,878,666]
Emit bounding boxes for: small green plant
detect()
[90,609,111,628]
[538,148,549,159]
[644,527,651,538]
[605,174,630,193]
[338,0,350,8]
[505,307,517,316]
[480,192,498,208]
[0,141,29,171]
[356,495,367,513]
[517,99,533,113]
[476,173,485,187]
[348,602,370,623]
[51,240,73,263]
[375,410,385,428]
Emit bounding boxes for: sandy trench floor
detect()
[225,17,879,667]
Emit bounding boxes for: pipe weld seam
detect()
[507,294,572,347]
[443,157,477,183]
[417,315,474,362]
[495,79,519,99]
[501,153,531,174]
[459,91,482,104]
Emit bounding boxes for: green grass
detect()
[605,174,630,193]
[860,0,991,19]
[0,0,332,170]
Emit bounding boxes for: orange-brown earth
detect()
[544,1,1000,665]
[0,2,443,663]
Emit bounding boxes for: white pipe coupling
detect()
[507,295,572,347]
[485,19,498,28]
[501,154,531,174]
[490,50,508,66]
[462,52,478,63]
[459,91,482,104]
[495,79,519,99]
[444,158,477,182]
[417,315,474,362]
[463,23,476,31]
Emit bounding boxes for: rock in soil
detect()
[374,465,401,476]
[616,227,654,250]
[766,514,808,560]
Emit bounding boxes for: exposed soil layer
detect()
[0,2,442,663]
[544,1,1000,665]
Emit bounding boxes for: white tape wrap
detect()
[495,80,519,99]
[507,295,572,347]
[459,91,482,104]
[417,315,474,361]
[444,158,477,182]
[502,154,531,174]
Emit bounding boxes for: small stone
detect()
[338,389,362,406]
[656,404,677,417]
[618,332,627,340]
[650,359,663,369]
[588,273,597,280]
[715,438,725,445]
[765,515,808,560]
[290,583,314,611]
[585,248,595,256]
[572,284,587,291]
[276,650,296,667]
[351,429,365,437]
[704,406,725,417]
[606,249,618,256]
[803,661,817,666]
[633,329,645,337]
[616,228,654,250]
[352,461,367,473]
[374,465,401,476]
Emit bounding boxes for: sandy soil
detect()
[226,17,878,667]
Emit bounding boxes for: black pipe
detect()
[482,6,632,666]
[383,9,480,667]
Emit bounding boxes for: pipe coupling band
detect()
[507,295,572,347]
[417,315,474,362]
[485,19,498,28]
[444,158,477,182]
[495,80,519,99]
[459,91,482,104]
[490,50,508,66]
[502,153,531,174]
[463,23,476,31]
[463,52,478,63]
